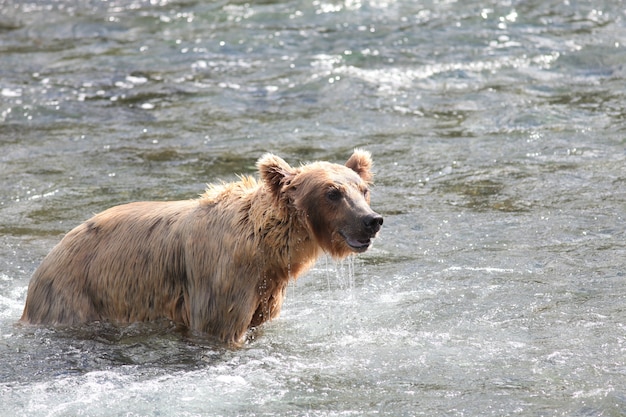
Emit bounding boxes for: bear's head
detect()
[258,150,383,259]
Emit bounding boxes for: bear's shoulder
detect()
[200,175,261,204]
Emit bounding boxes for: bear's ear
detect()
[257,153,295,197]
[345,148,373,183]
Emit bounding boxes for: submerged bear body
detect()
[21,150,382,344]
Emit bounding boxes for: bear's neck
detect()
[249,187,320,281]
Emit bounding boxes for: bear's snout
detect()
[339,211,383,253]
[363,213,383,235]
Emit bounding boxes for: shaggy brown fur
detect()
[20,150,383,345]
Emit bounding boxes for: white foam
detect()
[445,266,519,274]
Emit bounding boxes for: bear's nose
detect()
[363,213,383,233]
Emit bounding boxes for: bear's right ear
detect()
[257,153,295,197]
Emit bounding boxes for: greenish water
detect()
[1,0,625,415]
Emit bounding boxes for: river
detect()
[1,0,625,415]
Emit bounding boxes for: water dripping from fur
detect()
[322,255,357,293]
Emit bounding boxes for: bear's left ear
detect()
[258,153,295,197]
[345,148,373,183]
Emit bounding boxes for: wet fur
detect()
[20,150,381,345]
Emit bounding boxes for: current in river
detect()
[1,1,625,416]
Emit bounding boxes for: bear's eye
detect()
[326,188,342,202]
[363,188,369,198]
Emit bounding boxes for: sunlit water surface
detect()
[1,0,625,415]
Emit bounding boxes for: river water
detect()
[1,0,625,415]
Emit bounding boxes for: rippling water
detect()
[1,0,625,415]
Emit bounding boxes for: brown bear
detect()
[20,150,382,345]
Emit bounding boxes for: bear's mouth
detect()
[341,233,372,252]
